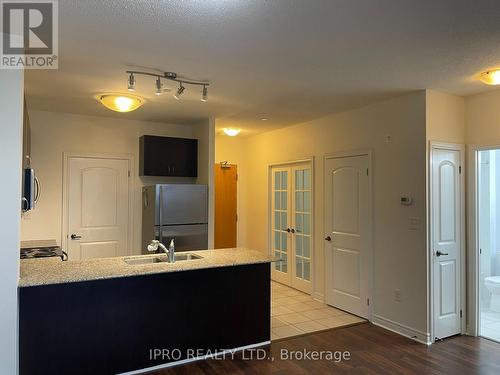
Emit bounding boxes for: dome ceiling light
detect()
[98,94,144,112]
[478,69,500,85]
[223,128,241,137]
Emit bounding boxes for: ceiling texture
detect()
[25,0,500,136]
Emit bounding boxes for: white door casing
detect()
[65,156,131,260]
[431,144,464,340]
[324,153,371,318]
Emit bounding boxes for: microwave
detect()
[22,168,40,212]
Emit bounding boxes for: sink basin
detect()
[124,253,203,265]
[124,256,168,265]
[174,253,203,261]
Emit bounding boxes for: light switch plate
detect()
[408,217,420,231]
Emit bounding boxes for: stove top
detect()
[20,246,67,260]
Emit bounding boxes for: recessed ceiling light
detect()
[478,69,500,85]
[223,128,241,136]
[261,117,269,121]
[98,94,144,112]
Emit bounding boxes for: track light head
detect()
[174,83,185,100]
[155,77,163,96]
[201,85,208,102]
[127,73,135,91]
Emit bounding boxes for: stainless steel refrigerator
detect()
[142,184,208,253]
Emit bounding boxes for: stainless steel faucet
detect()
[147,239,175,263]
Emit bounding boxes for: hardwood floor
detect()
[147,323,500,375]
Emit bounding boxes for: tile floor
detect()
[480,309,500,343]
[271,281,365,340]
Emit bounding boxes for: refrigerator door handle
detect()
[143,188,149,207]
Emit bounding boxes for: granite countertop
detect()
[19,247,275,287]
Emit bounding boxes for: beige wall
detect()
[21,110,198,254]
[466,88,500,145]
[215,135,248,247]
[218,92,429,340]
[426,90,465,143]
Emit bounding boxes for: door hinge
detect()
[366,168,369,176]
[236,174,238,181]
[459,166,462,174]
[128,170,131,177]
[480,248,482,254]
[367,298,370,306]
[460,309,463,318]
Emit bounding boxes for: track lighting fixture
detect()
[127,73,135,91]
[155,77,163,96]
[125,69,210,102]
[201,85,208,102]
[174,83,185,100]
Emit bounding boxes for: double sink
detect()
[124,253,203,265]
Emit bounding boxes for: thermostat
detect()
[400,196,413,205]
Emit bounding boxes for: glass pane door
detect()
[292,167,312,292]
[271,168,290,283]
[270,163,313,293]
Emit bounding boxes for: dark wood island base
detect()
[19,263,270,375]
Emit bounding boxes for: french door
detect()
[271,163,312,293]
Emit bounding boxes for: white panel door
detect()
[67,157,130,260]
[324,155,370,318]
[431,147,462,340]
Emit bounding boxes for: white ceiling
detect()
[26,0,500,136]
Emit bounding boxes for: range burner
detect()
[21,246,67,261]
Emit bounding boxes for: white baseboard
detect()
[118,341,271,375]
[372,314,431,345]
[313,292,324,303]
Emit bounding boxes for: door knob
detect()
[436,250,449,257]
[286,228,291,233]
[290,228,295,234]
[325,236,332,242]
[71,234,82,240]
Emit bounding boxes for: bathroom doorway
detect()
[477,149,500,343]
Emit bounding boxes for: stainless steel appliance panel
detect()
[159,184,208,225]
[159,224,208,252]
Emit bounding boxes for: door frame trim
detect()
[467,143,500,337]
[267,157,315,295]
[428,141,466,341]
[323,149,374,320]
[62,152,134,258]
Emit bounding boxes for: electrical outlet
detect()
[394,289,401,302]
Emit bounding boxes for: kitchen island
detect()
[19,248,273,375]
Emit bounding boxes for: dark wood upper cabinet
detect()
[139,135,198,177]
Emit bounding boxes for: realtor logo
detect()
[1,0,58,69]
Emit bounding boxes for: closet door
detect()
[271,167,292,285]
[291,166,312,293]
